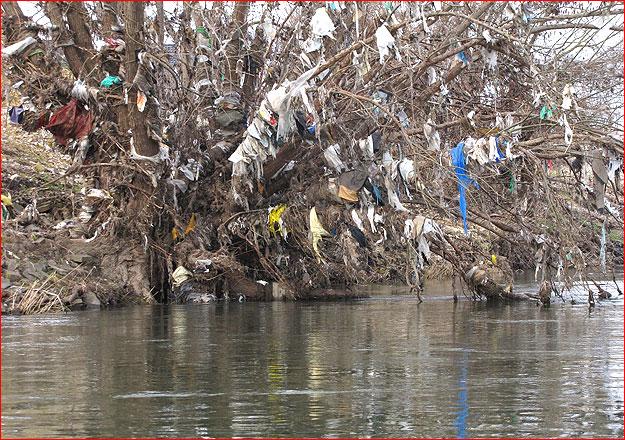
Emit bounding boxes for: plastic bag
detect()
[311,7,335,38]
[310,207,331,262]
[2,37,37,57]
[375,24,400,64]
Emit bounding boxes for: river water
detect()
[2,279,623,438]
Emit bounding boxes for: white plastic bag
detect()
[2,37,36,57]
[375,24,400,64]
[311,7,335,38]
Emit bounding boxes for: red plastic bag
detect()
[46,98,94,146]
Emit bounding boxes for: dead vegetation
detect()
[1,1,623,313]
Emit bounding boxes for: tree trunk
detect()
[123,1,159,157]
[65,3,98,80]
[45,3,85,79]
[224,2,249,94]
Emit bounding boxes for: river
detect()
[2,278,623,438]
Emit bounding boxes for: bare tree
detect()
[2,1,623,311]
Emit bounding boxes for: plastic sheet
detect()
[310,207,331,262]
[46,99,94,146]
[324,144,345,172]
[451,142,479,235]
[375,24,400,64]
[2,37,37,57]
[423,119,441,151]
[311,7,335,38]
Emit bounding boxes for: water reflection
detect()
[2,292,623,438]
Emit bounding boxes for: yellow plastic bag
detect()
[1,193,12,207]
[268,204,287,238]
[338,185,359,202]
[310,207,331,262]
[184,213,197,235]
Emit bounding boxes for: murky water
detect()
[2,281,623,438]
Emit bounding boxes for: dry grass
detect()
[5,265,95,315]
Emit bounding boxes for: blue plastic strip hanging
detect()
[451,142,479,235]
[494,136,505,162]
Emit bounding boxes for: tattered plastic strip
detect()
[423,119,441,151]
[2,37,37,57]
[324,144,345,172]
[310,207,331,262]
[451,142,479,235]
[558,114,573,146]
[375,24,401,64]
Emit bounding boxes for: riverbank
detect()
[2,110,623,314]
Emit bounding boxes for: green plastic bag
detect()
[100,75,122,88]
[539,105,553,120]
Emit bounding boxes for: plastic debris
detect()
[2,37,37,58]
[397,109,409,127]
[427,67,437,85]
[46,99,94,146]
[105,37,125,52]
[338,186,359,202]
[351,209,365,232]
[384,174,407,212]
[600,220,607,273]
[456,50,469,65]
[71,80,89,103]
[561,84,574,110]
[398,157,415,196]
[268,204,288,239]
[451,142,479,235]
[423,119,441,151]
[8,106,24,125]
[558,114,573,146]
[184,213,197,236]
[483,29,494,43]
[375,24,400,64]
[324,144,345,172]
[483,49,498,70]
[348,225,367,247]
[367,206,377,233]
[539,105,554,120]
[607,157,623,182]
[137,90,147,112]
[1,193,11,222]
[310,207,331,262]
[100,75,122,88]
[488,136,505,163]
[311,7,335,38]
[179,159,202,181]
[339,170,368,193]
[172,266,192,287]
[358,136,375,160]
[1,193,12,207]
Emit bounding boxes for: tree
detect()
[2,1,623,309]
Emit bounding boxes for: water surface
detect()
[2,285,623,437]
